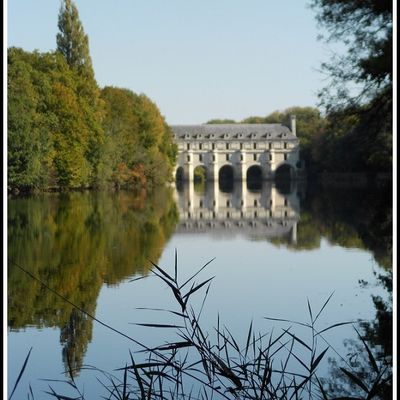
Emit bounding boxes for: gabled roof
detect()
[171,124,297,141]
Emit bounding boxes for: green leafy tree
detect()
[310,0,392,173]
[56,0,105,186]
[206,119,237,124]
[7,49,51,190]
[56,0,93,79]
[100,87,176,188]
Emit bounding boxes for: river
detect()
[7,179,392,399]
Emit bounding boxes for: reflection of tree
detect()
[8,187,178,375]
[265,181,393,397]
[324,271,392,399]
[273,182,392,270]
[60,309,94,376]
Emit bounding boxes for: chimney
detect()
[290,115,296,136]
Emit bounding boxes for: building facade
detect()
[171,116,302,181]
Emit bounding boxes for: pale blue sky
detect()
[7,0,330,124]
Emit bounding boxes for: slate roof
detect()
[171,124,297,141]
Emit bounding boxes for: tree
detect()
[310,0,393,174]
[56,0,105,186]
[311,0,392,111]
[56,0,93,79]
[206,119,237,124]
[100,86,176,189]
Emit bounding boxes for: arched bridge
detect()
[171,116,303,182]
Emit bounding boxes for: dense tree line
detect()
[8,0,176,192]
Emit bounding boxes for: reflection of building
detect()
[173,181,300,243]
[172,117,303,182]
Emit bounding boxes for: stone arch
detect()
[275,164,296,194]
[218,164,234,193]
[193,165,207,183]
[175,166,184,182]
[275,163,295,181]
[246,165,263,191]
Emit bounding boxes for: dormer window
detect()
[224,134,229,139]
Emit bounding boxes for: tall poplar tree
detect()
[56,0,93,79]
[56,0,105,186]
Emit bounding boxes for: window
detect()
[199,154,203,162]
[226,154,229,161]
[187,155,191,162]
[212,143,215,150]
[226,200,230,207]
[226,143,229,150]
[200,200,203,208]
[254,199,257,206]
[200,212,203,219]
[269,143,272,150]
[240,143,243,150]
[284,142,287,149]
[269,154,272,161]
[284,154,288,161]
[199,143,202,150]
[240,154,243,161]
[227,212,230,219]
[284,199,288,206]
[253,154,257,161]
[254,211,257,218]
[187,143,190,150]
[212,155,216,162]
[253,143,257,149]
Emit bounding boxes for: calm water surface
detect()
[7,180,392,398]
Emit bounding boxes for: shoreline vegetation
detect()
[8,0,177,195]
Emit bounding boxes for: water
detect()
[7,180,392,398]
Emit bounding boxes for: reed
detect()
[9,254,392,399]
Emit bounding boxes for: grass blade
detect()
[9,347,33,400]
[340,367,369,393]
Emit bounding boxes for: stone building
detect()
[172,115,302,181]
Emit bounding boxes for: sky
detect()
[6,0,331,124]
